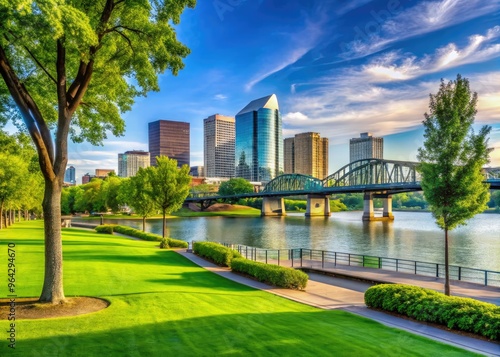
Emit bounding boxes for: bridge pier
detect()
[363,193,394,221]
[305,195,331,217]
[261,197,286,216]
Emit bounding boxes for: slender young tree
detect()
[417,74,491,296]
[121,169,157,231]
[148,156,191,238]
[0,0,196,303]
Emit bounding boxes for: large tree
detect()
[417,74,491,296]
[0,0,196,303]
[121,169,156,231]
[148,156,191,238]
[218,177,254,196]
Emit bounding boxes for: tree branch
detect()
[0,44,55,181]
[54,38,70,179]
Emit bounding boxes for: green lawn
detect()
[0,221,478,356]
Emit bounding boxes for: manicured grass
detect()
[0,221,478,356]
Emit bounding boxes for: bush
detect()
[95,224,116,234]
[159,238,169,249]
[94,225,188,248]
[365,284,500,340]
[193,242,242,267]
[231,258,308,290]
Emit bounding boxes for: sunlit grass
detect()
[0,221,478,356]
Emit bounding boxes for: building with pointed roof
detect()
[235,94,283,182]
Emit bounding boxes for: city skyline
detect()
[5,1,499,182]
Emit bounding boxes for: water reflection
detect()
[102,211,500,271]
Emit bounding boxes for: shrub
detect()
[231,258,308,290]
[95,224,116,234]
[159,238,169,249]
[94,225,188,248]
[193,242,242,267]
[365,284,500,340]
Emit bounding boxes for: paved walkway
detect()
[177,251,500,357]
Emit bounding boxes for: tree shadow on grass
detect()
[7,310,474,357]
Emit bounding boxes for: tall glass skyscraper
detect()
[235,94,283,182]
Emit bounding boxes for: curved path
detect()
[177,250,500,357]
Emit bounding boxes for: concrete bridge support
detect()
[305,195,331,217]
[261,197,286,216]
[363,193,394,221]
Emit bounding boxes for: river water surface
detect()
[104,211,500,272]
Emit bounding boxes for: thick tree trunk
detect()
[39,179,66,304]
[444,228,450,296]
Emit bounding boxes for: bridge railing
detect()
[220,244,500,287]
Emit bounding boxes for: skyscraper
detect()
[118,150,150,177]
[284,132,328,179]
[349,132,383,162]
[148,120,190,167]
[64,166,76,184]
[204,114,235,178]
[235,94,283,182]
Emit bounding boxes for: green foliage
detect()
[231,258,308,290]
[159,238,169,249]
[330,199,348,212]
[95,224,115,234]
[218,178,254,196]
[417,75,491,231]
[148,156,191,237]
[120,168,156,222]
[193,241,242,267]
[365,284,500,340]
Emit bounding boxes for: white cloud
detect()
[340,0,500,60]
[214,94,227,100]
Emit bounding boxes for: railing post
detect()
[300,248,303,267]
[436,264,439,278]
[362,255,365,267]
[415,261,417,274]
[458,266,461,281]
[291,249,294,267]
[396,259,399,272]
[265,250,268,264]
[334,252,337,266]
[278,250,280,266]
[322,250,324,269]
[378,257,381,269]
[485,271,488,286]
[245,246,248,259]
[348,254,351,266]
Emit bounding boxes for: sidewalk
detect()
[176,250,500,357]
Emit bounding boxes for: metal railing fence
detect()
[217,243,500,287]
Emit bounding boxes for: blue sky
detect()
[48,1,500,181]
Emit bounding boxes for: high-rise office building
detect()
[148,120,190,167]
[349,132,383,162]
[118,150,150,177]
[284,132,328,179]
[204,114,235,178]
[64,166,76,184]
[235,94,283,182]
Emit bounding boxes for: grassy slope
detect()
[0,221,477,357]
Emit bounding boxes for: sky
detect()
[14,0,500,182]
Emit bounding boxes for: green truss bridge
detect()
[186,159,500,221]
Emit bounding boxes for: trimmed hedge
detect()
[94,225,188,248]
[231,258,308,290]
[365,284,500,340]
[95,224,115,234]
[193,242,242,267]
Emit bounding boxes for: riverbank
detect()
[0,221,474,356]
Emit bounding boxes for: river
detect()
[103,211,500,272]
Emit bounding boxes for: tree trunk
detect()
[162,209,166,238]
[142,216,146,232]
[39,179,66,304]
[18,210,21,222]
[0,202,3,229]
[10,209,13,225]
[444,228,450,296]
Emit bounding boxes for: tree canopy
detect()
[0,0,196,303]
[218,178,254,196]
[417,74,491,295]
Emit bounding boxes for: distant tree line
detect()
[0,130,43,229]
